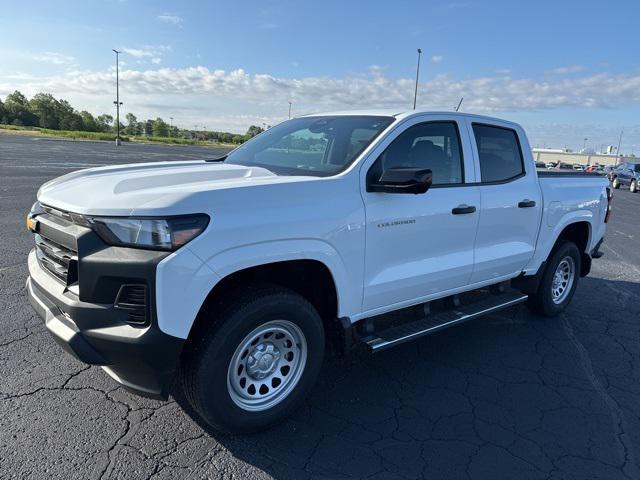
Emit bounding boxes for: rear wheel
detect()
[631,180,638,193]
[526,241,581,317]
[179,285,325,433]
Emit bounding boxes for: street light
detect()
[288,101,292,119]
[169,117,173,138]
[582,137,588,151]
[413,48,422,110]
[112,49,122,146]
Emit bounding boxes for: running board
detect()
[365,291,528,352]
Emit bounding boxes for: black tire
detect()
[631,180,638,193]
[179,285,325,434]
[612,176,620,189]
[526,241,581,317]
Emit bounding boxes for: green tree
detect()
[79,111,98,132]
[245,125,264,138]
[29,93,60,129]
[4,90,37,126]
[152,117,169,137]
[124,113,140,136]
[219,132,233,143]
[0,99,6,124]
[56,99,83,130]
[143,119,154,136]
[96,114,113,132]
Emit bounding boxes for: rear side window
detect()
[472,124,524,183]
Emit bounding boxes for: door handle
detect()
[451,205,476,215]
[518,199,536,208]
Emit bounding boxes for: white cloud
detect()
[31,52,76,66]
[3,65,640,135]
[545,65,584,75]
[121,45,171,63]
[122,48,153,58]
[157,14,183,25]
[430,55,444,64]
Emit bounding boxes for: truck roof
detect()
[301,109,520,127]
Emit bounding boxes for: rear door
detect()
[466,121,543,284]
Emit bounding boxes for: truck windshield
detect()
[224,116,394,177]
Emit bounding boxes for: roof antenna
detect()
[455,97,464,112]
[413,48,422,110]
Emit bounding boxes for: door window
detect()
[472,124,524,183]
[371,121,464,185]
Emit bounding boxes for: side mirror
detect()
[367,167,433,194]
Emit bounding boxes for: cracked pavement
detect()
[2,133,640,479]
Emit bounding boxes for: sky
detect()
[0,0,639,152]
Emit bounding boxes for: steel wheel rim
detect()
[227,320,307,412]
[551,256,575,304]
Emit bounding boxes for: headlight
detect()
[89,214,209,251]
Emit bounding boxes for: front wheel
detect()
[526,241,581,317]
[612,177,620,189]
[631,180,638,193]
[179,285,325,433]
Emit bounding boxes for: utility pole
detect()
[169,117,173,138]
[288,101,292,119]
[413,48,422,110]
[615,129,624,165]
[112,49,122,146]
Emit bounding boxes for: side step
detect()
[365,291,528,352]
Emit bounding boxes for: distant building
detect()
[531,148,629,166]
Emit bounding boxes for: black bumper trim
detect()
[27,249,185,399]
[27,277,107,365]
[591,237,604,259]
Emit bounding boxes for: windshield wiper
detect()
[205,155,227,162]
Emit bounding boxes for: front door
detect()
[361,118,480,313]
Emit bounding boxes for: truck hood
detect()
[37,160,309,216]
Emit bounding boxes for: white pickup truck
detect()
[26,110,611,433]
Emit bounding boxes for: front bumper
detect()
[27,248,185,399]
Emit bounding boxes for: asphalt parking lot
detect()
[1,133,640,479]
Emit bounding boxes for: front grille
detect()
[34,232,78,284]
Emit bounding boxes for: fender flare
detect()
[524,208,593,276]
[203,238,357,317]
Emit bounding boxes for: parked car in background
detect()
[551,162,574,171]
[573,164,584,172]
[611,162,640,192]
[545,162,556,169]
[585,164,604,174]
[535,161,546,169]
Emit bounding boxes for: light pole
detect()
[112,49,122,146]
[169,117,173,138]
[413,48,422,110]
[288,101,292,119]
[582,137,588,151]
[615,129,624,165]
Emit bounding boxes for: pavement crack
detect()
[561,314,639,479]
